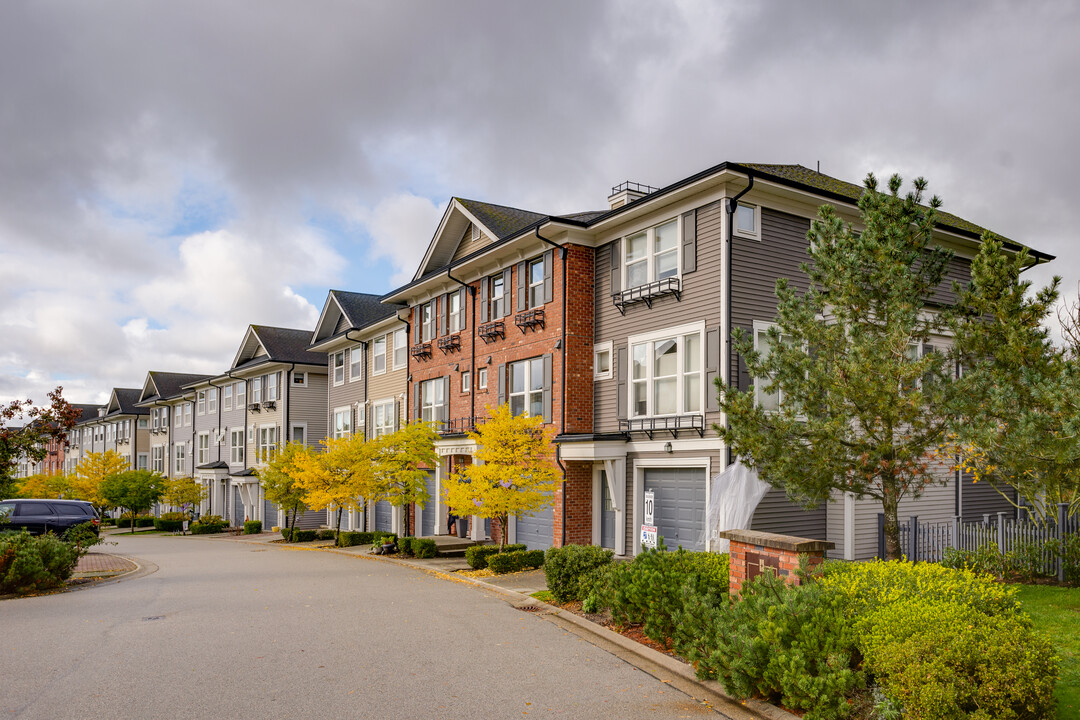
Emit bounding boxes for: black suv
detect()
[0,499,100,536]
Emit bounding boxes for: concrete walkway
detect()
[73,551,137,575]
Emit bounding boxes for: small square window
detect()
[293,372,307,387]
[735,204,758,237]
[594,342,613,380]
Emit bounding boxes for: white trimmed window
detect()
[735,203,759,239]
[392,329,407,370]
[197,391,206,415]
[152,446,164,474]
[421,301,435,342]
[490,274,507,318]
[208,388,217,413]
[332,407,352,439]
[624,217,679,289]
[235,381,245,406]
[753,322,792,412]
[527,256,545,308]
[197,433,210,465]
[333,351,345,386]
[420,379,445,426]
[266,373,279,402]
[161,407,170,428]
[509,357,544,418]
[251,377,262,404]
[138,418,148,429]
[373,337,387,375]
[478,367,488,390]
[257,426,278,462]
[346,344,361,381]
[224,384,232,410]
[230,430,245,464]
[594,341,613,380]
[373,400,396,437]
[449,292,462,333]
[291,423,306,445]
[462,371,471,393]
[137,453,148,471]
[174,443,186,475]
[184,403,192,427]
[292,371,307,387]
[629,324,703,418]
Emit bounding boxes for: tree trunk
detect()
[499,514,508,551]
[882,485,902,560]
[335,506,343,542]
[403,501,410,538]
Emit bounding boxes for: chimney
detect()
[607,180,658,210]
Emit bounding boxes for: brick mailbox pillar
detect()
[716,529,835,595]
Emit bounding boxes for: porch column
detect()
[433,456,444,535]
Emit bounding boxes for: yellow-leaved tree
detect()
[442,404,558,550]
[293,435,377,539]
[371,421,437,537]
[258,442,313,540]
[161,478,207,531]
[16,472,74,499]
[71,450,129,516]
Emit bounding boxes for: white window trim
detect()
[290,422,307,446]
[223,385,233,410]
[372,337,387,376]
[594,341,613,381]
[392,329,407,371]
[197,432,210,465]
[420,379,445,426]
[292,371,308,388]
[449,293,463,333]
[527,256,546,309]
[622,215,682,290]
[197,391,206,415]
[332,351,346,387]
[332,406,352,439]
[508,357,545,418]
[230,429,245,464]
[462,371,471,393]
[627,320,706,419]
[478,367,488,390]
[349,344,364,382]
[372,398,396,438]
[631,456,712,555]
[207,388,217,414]
[734,202,761,240]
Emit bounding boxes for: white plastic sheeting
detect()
[707,460,772,553]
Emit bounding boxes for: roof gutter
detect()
[724,173,754,468]
[535,227,569,547]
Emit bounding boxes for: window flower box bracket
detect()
[612,277,682,315]
[410,342,432,360]
[436,335,461,354]
[514,308,546,333]
[478,321,505,344]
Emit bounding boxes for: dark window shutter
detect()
[414,307,421,343]
[682,209,697,274]
[501,268,512,317]
[543,250,554,305]
[497,363,506,406]
[458,288,467,331]
[705,326,720,412]
[438,295,447,337]
[542,354,553,424]
[479,277,489,323]
[616,346,627,420]
[609,240,621,295]
[394,399,400,431]
[414,382,421,422]
[439,377,450,426]
[516,261,527,311]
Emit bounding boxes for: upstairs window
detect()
[332,408,351,439]
[735,203,759,238]
[490,274,507,318]
[235,381,246,405]
[230,430,245,464]
[393,329,407,370]
[420,378,446,426]
[449,292,462,333]
[251,377,262,404]
[183,403,192,427]
[753,323,793,412]
[625,218,678,288]
[293,372,307,387]
[224,384,232,410]
[629,326,702,418]
[373,337,386,375]
[207,388,217,413]
[421,301,435,342]
[509,357,545,418]
[198,433,210,465]
[373,400,396,437]
[265,373,279,402]
[528,257,545,308]
[332,351,345,386]
[197,391,206,415]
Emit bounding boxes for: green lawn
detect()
[1014,584,1080,719]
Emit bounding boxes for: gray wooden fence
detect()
[878,503,1077,582]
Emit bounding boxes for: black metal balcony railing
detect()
[514,308,545,333]
[248,402,262,412]
[437,334,461,354]
[438,416,477,436]
[410,342,432,360]
[612,276,681,315]
[477,320,505,344]
[619,413,704,439]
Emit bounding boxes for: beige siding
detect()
[594,201,725,433]
[450,223,491,263]
[290,372,328,446]
[328,343,367,434]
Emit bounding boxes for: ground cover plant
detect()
[1015,584,1080,718]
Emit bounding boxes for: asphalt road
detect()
[1,534,721,719]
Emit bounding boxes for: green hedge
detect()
[0,531,81,595]
[154,512,187,532]
[397,536,416,556]
[487,549,545,574]
[412,538,437,559]
[337,531,377,547]
[190,515,227,535]
[544,544,614,602]
[243,520,262,535]
[315,529,335,541]
[465,543,526,569]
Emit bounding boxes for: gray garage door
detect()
[517,501,553,551]
[644,467,706,552]
[233,487,245,527]
[375,500,393,532]
[263,500,278,529]
[421,471,436,537]
[600,471,616,550]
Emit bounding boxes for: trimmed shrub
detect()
[136,515,155,528]
[487,549,545,574]
[243,520,263,535]
[682,571,864,719]
[372,532,398,546]
[101,517,116,526]
[397,536,416,556]
[337,531,373,547]
[315,529,335,541]
[62,522,102,552]
[154,512,186,532]
[189,515,227,535]
[819,558,1021,619]
[293,529,317,542]
[860,597,1057,719]
[544,544,615,602]
[466,543,526,569]
[0,531,81,595]
[602,548,730,647]
[412,538,437,559]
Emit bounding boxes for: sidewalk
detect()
[73,551,137,576]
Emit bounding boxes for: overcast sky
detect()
[1,0,1077,406]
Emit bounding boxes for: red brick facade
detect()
[405,242,595,548]
[719,529,833,595]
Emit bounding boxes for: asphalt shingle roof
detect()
[457,199,548,240]
[111,388,149,416]
[149,371,214,400]
[333,290,404,329]
[252,325,327,365]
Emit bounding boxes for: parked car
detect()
[0,499,100,536]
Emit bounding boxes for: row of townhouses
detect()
[26,161,1052,559]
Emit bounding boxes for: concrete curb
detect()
[235,535,798,720]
